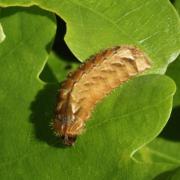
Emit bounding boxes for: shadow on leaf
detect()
[29,83,67,148]
[160,106,180,142]
[52,15,78,63]
[154,167,180,180]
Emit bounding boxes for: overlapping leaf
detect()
[133,2,180,179]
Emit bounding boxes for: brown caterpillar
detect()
[53,45,151,146]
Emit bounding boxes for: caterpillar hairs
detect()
[52,45,151,146]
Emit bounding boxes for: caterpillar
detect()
[52,45,151,146]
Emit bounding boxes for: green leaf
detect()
[133,65,180,179]
[167,0,180,107]
[0,0,180,73]
[174,0,180,14]
[166,56,180,107]
[132,2,180,179]
[0,6,56,178]
[133,137,180,179]
[134,137,180,164]
[132,58,180,179]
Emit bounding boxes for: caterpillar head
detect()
[52,118,80,146]
[61,134,77,146]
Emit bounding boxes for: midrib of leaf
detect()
[148,148,180,164]
[114,0,151,23]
